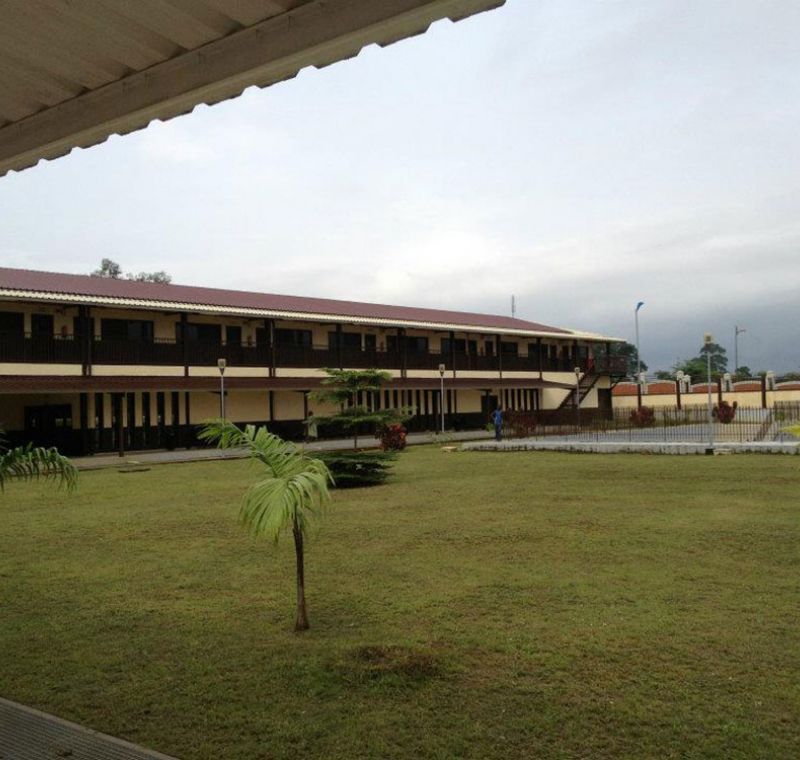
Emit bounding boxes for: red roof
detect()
[0,267,571,335]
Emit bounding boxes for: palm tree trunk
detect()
[292,517,309,632]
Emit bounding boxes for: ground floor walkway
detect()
[0,697,177,759]
[70,429,492,470]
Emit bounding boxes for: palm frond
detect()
[0,444,78,492]
[200,420,332,540]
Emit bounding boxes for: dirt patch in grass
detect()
[337,644,444,686]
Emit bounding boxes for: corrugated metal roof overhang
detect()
[0,0,505,177]
[0,286,623,342]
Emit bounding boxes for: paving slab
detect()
[0,697,178,760]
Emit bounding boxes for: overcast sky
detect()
[1,0,799,373]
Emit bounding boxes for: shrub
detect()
[377,423,407,451]
[629,406,655,427]
[713,400,738,424]
[317,451,397,489]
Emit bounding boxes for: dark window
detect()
[364,334,377,351]
[328,331,361,349]
[171,391,180,427]
[31,314,54,336]
[157,393,165,427]
[467,340,477,355]
[225,325,242,346]
[126,394,136,447]
[255,327,269,346]
[406,336,429,354]
[142,392,151,427]
[275,329,312,348]
[102,319,154,341]
[387,335,399,352]
[181,323,221,343]
[441,338,467,354]
[0,311,24,335]
[94,393,104,430]
[24,404,73,431]
[501,341,519,356]
[73,316,95,339]
[484,340,494,356]
[342,332,361,348]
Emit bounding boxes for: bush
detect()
[377,423,407,451]
[317,451,397,488]
[713,400,738,424]
[629,406,655,427]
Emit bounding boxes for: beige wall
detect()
[613,389,800,409]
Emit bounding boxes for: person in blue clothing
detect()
[491,406,504,441]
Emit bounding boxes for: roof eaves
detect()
[0,288,623,342]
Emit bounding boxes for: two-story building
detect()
[0,267,625,454]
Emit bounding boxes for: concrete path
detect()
[0,697,177,760]
[71,429,493,470]
[463,439,800,455]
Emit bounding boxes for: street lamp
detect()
[217,358,227,419]
[635,301,645,377]
[574,366,581,429]
[703,333,713,452]
[438,363,446,433]
[439,364,447,433]
[734,325,746,375]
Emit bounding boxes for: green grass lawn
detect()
[1,448,799,759]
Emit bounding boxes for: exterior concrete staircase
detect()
[558,372,599,410]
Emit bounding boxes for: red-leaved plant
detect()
[629,406,656,427]
[713,400,738,424]
[377,423,407,451]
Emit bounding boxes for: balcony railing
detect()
[0,334,626,375]
[0,333,82,363]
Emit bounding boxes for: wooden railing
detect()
[0,334,626,374]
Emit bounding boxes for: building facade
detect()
[0,268,624,455]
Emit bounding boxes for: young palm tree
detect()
[0,430,77,492]
[199,420,332,631]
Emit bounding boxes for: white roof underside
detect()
[0,0,505,176]
[0,286,624,342]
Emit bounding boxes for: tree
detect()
[91,258,122,279]
[309,368,408,449]
[654,370,674,380]
[90,259,172,284]
[675,342,728,379]
[606,341,647,379]
[199,421,332,631]
[733,366,753,381]
[127,271,172,284]
[0,430,77,492]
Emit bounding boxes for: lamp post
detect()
[574,366,581,430]
[704,333,713,452]
[217,358,227,419]
[438,363,446,433]
[734,325,746,375]
[635,301,645,377]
